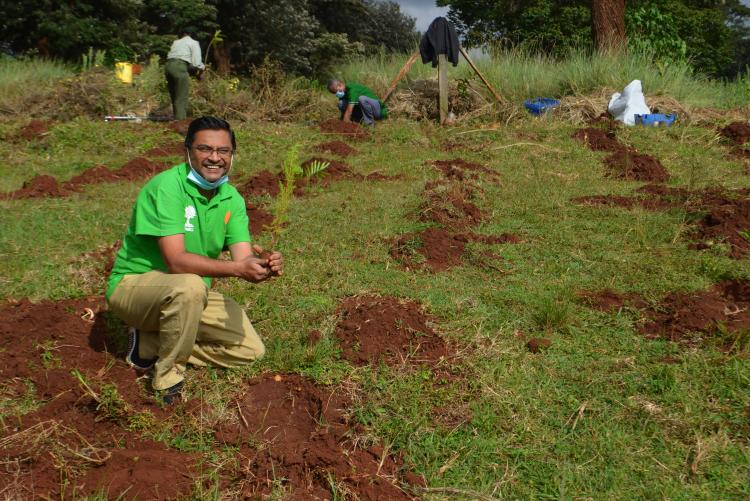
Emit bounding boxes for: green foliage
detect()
[268,144,303,248]
[439,0,750,77]
[627,5,687,68]
[303,159,331,179]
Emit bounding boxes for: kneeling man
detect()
[106,116,282,404]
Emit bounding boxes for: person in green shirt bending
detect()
[327,78,388,126]
[106,116,283,405]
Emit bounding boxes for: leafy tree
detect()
[438,0,750,77]
[361,0,418,53]
[0,0,149,60]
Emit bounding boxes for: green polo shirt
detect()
[344,82,388,119]
[106,163,251,300]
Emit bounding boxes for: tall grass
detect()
[336,47,750,109]
[0,57,73,114]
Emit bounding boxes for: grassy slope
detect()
[1,112,749,499]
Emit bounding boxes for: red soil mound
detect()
[145,141,185,157]
[604,150,669,182]
[314,140,359,157]
[64,164,121,188]
[302,156,354,182]
[577,289,647,311]
[639,280,750,347]
[0,298,188,499]
[74,441,197,499]
[114,156,169,181]
[420,181,484,230]
[0,174,77,200]
[691,196,750,258]
[430,158,499,180]
[572,127,622,152]
[237,170,281,198]
[527,338,552,353]
[319,119,369,139]
[247,204,272,236]
[390,227,519,272]
[216,373,420,500]
[17,119,53,141]
[334,295,451,367]
[720,122,750,145]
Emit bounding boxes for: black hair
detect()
[184,116,237,151]
[181,26,197,38]
[327,78,342,91]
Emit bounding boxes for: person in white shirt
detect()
[165,28,205,120]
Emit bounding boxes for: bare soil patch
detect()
[0,298,191,500]
[420,181,484,230]
[691,196,750,259]
[247,204,272,236]
[573,126,670,182]
[390,227,519,272]
[16,119,53,142]
[577,289,648,312]
[0,174,77,200]
[113,156,169,181]
[333,295,452,368]
[572,127,622,152]
[639,280,750,348]
[720,122,750,145]
[216,373,420,500]
[604,150,669,182]
[314,140,359,157]
[65,165,121,187]
[237,170,281,198]
[527,338,552,353]
[319,119,369,139]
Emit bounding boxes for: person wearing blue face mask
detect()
[327,78,388,126]
[106,116,283,405]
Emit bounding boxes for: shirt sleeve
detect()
[134,181,186,237]
[190,39,205,70]
[225,194,251,246]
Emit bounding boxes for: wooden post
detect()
[459,46,506,105]
[381,50,420,103]
[438,53,449,125]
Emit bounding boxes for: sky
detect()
[393,0,449,32]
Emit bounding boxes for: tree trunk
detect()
[592,0,626,52]
[212,42,233,76]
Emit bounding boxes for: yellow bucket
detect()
[114,62,133,84]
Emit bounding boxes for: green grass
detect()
[339,47,750,109]
[1,113,749,499]
[0,57,73,114]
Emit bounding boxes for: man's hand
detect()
[235,255,274,282]
[342,103,354,123]
[253,244,284,277]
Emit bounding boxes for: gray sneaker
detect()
[125,327,157,371]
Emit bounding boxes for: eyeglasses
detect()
[193,145,234,157]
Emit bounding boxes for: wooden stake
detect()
[459,46,506,105]
[438,53,449,125]
[381,50,420,103]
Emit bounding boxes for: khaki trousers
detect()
[108,271,265,390]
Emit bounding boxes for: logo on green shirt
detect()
[184,205,197,232]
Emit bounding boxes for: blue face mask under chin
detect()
[335,90,345,99]
[187,156,230,190]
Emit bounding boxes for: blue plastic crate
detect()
[524,98,560,115]
[635,113,677,127]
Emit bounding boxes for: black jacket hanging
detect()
[419,17,460,68]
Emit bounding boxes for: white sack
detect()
[608,79,650,126]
